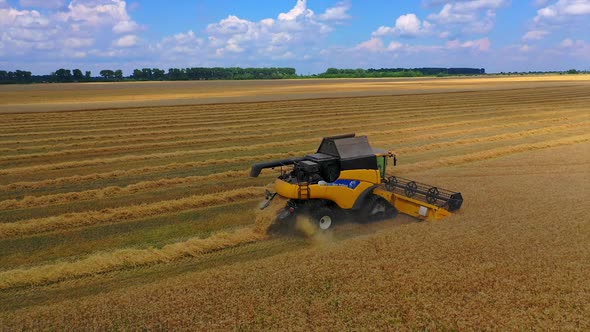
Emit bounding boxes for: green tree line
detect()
[3,66,587,84]
[317,67,486,78]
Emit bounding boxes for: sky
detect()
[0,0,589,75]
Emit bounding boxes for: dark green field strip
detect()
[0,236,307,312]
[0,176,267,223]
[0,200,258,271]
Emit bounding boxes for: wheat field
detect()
[0,76,589,330]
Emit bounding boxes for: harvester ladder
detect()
[298,182,310,199]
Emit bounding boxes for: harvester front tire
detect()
[362,195,398,222]
[313,207,335,231]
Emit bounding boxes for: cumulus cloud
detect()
[354,38,385,52]
[522,29,549,40]
[0,0,141,65]
[427,0,508,34]
[189,0,348,60]
[534,0,590,23]
[19,0,66,9]
[113,34,139,47]
[446,37,491,51]
[372,14,432,38]
[524,0,590,42]
[318,1,351,21]
[56,0,134,27]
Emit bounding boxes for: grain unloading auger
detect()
[250,134,463,231]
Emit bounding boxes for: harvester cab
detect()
[250,134,463,231]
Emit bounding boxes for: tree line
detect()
[3,66,586,84]
[0,67,297,84]
[317,67,486,78]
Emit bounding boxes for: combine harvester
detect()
[250,134,463,230]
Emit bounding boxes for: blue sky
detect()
[1,0,589,75]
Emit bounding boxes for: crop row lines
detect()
[1,93,586,138]
[1,121,585,210]
[2,87,585,130]
[0,115,584,196]
[0,104,498,152]
[2,105,586,155]
[5,84,587,126]
[0,108,578,167]
[0,111,580,180]
[0,186,265,239]
[2,129,586,239]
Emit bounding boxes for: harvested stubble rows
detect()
[0,79,589,330]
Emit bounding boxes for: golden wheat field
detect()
[0,76,589,331]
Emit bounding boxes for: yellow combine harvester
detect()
[250,134,463,230]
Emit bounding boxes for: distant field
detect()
[1,74,589,113]
[0,76,588,330]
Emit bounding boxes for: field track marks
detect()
[0,170,249,210]
[0,98,535,139]
[0,187,264,239]
[0,109,581,169]
[0,151,304,190]
[0,105,484,153]
[0,227,266,290]
[1,106,586,155]
[2,86,587,131]
[2,90,587,138]
[390,122,590,155]
[2,130,588,238]
[1,118,585,202]
[392,133,590,174]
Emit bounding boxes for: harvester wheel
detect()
[362,195,398,222]
[312,207,334,231]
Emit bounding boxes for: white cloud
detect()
[65,37,94,48]
[19,0,66,9]
[355,38,385,52]
[56,0,133,27]
[523,29,549,40]
[534,0,590,22]
[278,0,314,21]
[113,34,138,47]
[519,44,532,52]
[427,0,508,34]
[0,0,142,64]
[446,37,491,51]
[318,1,351,21]
[113,20,139,34]
[373,13,432,37]
[193,0,347,61]
[524,0,590,43]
